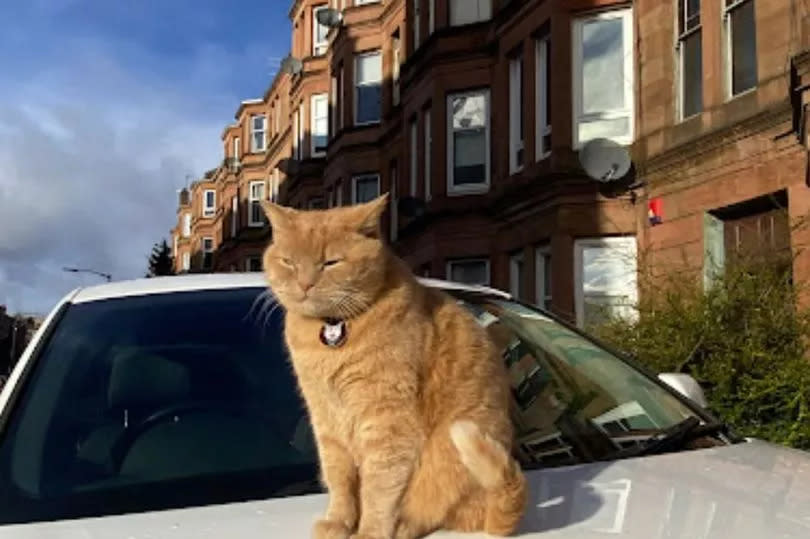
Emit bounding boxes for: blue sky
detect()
[0,1,291,315]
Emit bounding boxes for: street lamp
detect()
[62,267,112,282]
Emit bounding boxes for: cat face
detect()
[261,194,390,319]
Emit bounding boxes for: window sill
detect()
[727,86,757,103]
[354,119,382,127]
[247,223,266,229]
[447,184,489,196]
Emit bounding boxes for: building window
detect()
[447,258,490,286]
[270,170,280,203]
[202,237,214,270]
[338,65,345,130]
[428,0,435,33]
[336,179,343,206]
[307,197,326,209]
[246,256,263,272]
[390,162,398,241]
[274,100,281,134]
[355,51,382,125]
[535,246,552,310]
[725,0,757,96]
[424,107,432,201]
[181,252,190,272]
[449,0,491,26]
[509,252,524,299]
[509,51,524,174]
[574,237,638,329]
[230,195,238,238]
[447,89,490,194]
[572,8,634,147]
[311,93,329,156]
[249,181,266,227]
[413,0,421,50]
[352,174,380,204]
[331,74,339,136]
[233,136,241,162]
[250,114,267,152]
[410,118,418,196]
[678,0,703,119]
[182,213,191,237]
[392,32,401,106]
[313,4,329,56]
[203,190,216,218]
[535,37,552,159]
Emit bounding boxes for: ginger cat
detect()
[261,194,527,539]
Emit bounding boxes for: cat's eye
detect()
[323,259,342,268]
[280,258,294,267]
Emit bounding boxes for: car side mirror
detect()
[658,373,709,409]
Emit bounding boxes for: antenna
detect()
[316,7,343,28]
[578,138,632,183]
[280,55,303,75]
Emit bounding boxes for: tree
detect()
[146,239,175,277]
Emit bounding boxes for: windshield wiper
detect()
[602,417,729,461]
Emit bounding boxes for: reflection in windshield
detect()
[467,297,697,468]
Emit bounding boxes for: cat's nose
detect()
[298,280,315,293]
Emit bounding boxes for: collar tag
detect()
[320,319,347,347]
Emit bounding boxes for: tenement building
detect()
[171,0,810,327]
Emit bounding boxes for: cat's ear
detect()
[260,201,294,231]
[352,193,390,238]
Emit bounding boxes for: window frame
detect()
[509,52,524,174]
[182,213,191,237]
[449,0,492,27]
[573,236,638,328]
[233,136,241,163]
[535,37,552,160]
[413,0,421,50]
[446,258,491,287]
[354,51,383,126]
[181,251,190,271]
[677,0,703,120]
[230,195,238,238]
[424,107,432,201]
[202,190,216,218]
[535,245,552,310]
[509,251,524,299]
[245,256,262,272]
[310,93,329,157]
[248,181,267,227]
[410,117,419,196]
[446,88,491,195]
[724,0,758,98]
[571,8,634,148]
[250,114,267,152]
[201,237,214,270]
[313,4,329,56]
[351,173,381,204]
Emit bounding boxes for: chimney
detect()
[178,188,190,206]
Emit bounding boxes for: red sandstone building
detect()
[172,0,807,327]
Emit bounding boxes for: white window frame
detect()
[446,258,491,286]
[331,74,339,135]
[230,195,238,238]
[677,0,703,120]
[410,118,418,196]
[351,173,381,204]
[311,93,329,157]
[392,35,401,106]
[182,212,191,237]
[250,114,267,152]
[270,170,280,202]
[248,181,267,227]
[428,0,435,33]
[446,89,491,195]
[201,237,214,270]
[449,0,492,26]
[571,8,634,148]
[354,51,383,126]
[535,37,552,160]
[292,106,301,160]
[424,108,432,201]
[390,163,398,241]
[535,246,552,310]
[233,136,241,162]
[573,236,638,328]
[203,189,216,218]
[313,4,329,56]
[338,66,345,130]
[724,0,757,99]
[413,0,421,50]
[509,252,524,299]
[509,53,524,174]
[181,252,190,271]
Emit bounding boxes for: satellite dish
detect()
[280,55,303,75]
[579,138,632,183]
[316,7,343,28]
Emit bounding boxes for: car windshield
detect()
[0,285,702,524]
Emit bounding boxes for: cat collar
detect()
[320,318,347,347]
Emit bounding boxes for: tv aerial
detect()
[316,7,343,28]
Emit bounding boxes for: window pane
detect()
[252,116,264,130]
[356,85,381,124]
[355,178,379,203]
[454,130,486,184]
[578,117,630,144]
[581,17,624,114]
[682,31,703,117]
[450,261,488,286]
[356,54,381,83]
[731,1,757,95]
[451,94,486,129]
[580,239,637,327]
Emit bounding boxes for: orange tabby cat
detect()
[261,194,526,539]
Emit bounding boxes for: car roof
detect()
[70,273,511,304]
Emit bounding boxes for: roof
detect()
[70,273,511,305]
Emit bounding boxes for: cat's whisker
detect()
[244,289,271,325]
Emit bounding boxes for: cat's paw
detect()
[313,519,352,539]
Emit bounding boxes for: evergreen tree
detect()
[147,239,174,277]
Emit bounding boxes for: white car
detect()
[1,274,809,538]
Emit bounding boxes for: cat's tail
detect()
[450,420,528,536]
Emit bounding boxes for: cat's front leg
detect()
[313,435,359,539]
[351,416,419,539]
